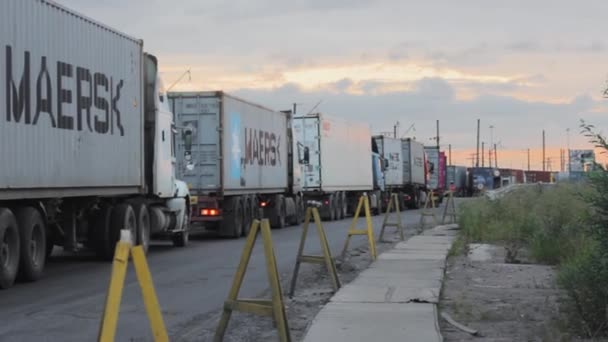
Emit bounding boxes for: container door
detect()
[173,96,221,193]
[293,117,321,190]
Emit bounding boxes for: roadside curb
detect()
[302,223,459,342]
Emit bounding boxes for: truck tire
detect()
[15,207,46,282]
[222,197,244,238]
[0,208,20,289]
[242,197,253,236]
[295,196,304,224]
[340,192,348,219]
[337,192,344,220]
[93,205,115,260]
[172,207,190,247]
[271,195,286,229]
[133,203,150,254]
[329,195,337,221]
[111,203,136,246]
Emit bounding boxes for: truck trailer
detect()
[293,113,378,220]
[446,166,467,196]
[169,92,303,237]
[0,0,191,289]
[373,136,426,209]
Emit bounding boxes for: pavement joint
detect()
[302,224,459,342]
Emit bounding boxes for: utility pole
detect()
[566,128,571,172]
[436,120,440,149]
[542,130,546,171]
[527,148,530,171]
[448,144,452,166]
[476,119,480,167]
[494,143,498,168]
[489,125,494,168]
[293,103,297,116]
[481,142,485,167]
[393,121,399,139]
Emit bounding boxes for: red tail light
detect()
[200,208,220,216]
[324,200,329,205]
[260,201,268,208]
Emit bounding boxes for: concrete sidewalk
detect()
[302,224,459,342]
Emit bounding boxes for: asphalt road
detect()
[0,206,437,341]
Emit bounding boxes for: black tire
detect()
[272,195,286,229]
[15,207,46,282]
[94,205,115,261]
[0,208,20,289]
[341,193,348,218]
[133,203,151,254]
[337,193,344,220]
[242,198,253,237]
[222,197,244,238]
[110,203,136,246]
[295,196,304,224]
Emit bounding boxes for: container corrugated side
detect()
[0,0,144,198]
[305,114,372,192]
[374,136,403,187]
[221,94,289,194]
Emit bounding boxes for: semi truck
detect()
[401,138,426,208]
[169,92,303,237]
[373,136,426,209]
[446,166,467,196]
[0,0,191,289]
[293,113,378,220]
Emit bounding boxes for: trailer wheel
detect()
[111,203,136,246]
[0,208,20,289]
[242,197,253,237]
[222,197,244,238]
[295,196,304,224]
[92,205,114,260]
[15,207,46,282]
[271,195,286,229]
[133,203,150,254]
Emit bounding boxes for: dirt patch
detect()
[174,226,418,341]
[439,243,570,341]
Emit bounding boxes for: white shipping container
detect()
[374,136,403,187]
[425,146,440,190]
[294,113,373,192]
[170,92,289,195]
[0,0,144,198]
[403,139,426,186]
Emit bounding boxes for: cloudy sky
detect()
[62,0,608,170]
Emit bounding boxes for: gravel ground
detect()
[175,222,421,342]
[439,243,568,342]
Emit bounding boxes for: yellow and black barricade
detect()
[378,193,405,242]
[341,194,377,260]
[289,205,341,297]
[418,190,438,232]
[442,190,457,224]
[214,219,291,342]
[98,231,168,342]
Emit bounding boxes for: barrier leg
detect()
[132,246,169,342]
[214,220,261,342]
[98,241,131,342]
[260,219,292,342]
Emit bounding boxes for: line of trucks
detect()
[0,0,451,290]
[168,92,432,238]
